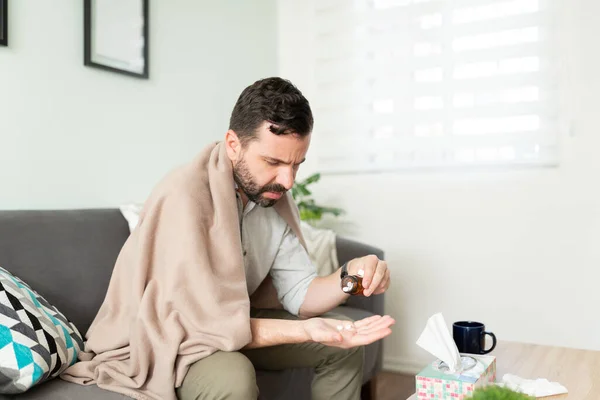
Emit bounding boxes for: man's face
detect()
[231,122,311,207]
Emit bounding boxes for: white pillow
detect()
[119,203,143,232]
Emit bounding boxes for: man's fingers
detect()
[353,315,382,328]
[364,260,387,296]
[349,328,393,346]
[354,314,394,329]
[356,316,395,332]
[355,255,379,289]
[373,269,391,295]
[356,316,395,334]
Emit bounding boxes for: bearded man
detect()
[62,77,394,400]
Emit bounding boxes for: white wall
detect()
[278,0,600,373]
[0,0,277,210]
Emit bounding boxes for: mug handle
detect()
[480,331,497,354]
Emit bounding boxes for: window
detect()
[303,0,560,172]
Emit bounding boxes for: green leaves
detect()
[297,200,344,221]
[292,173,344,223]
[470,386,535,400]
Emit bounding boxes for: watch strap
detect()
[340,262,348,279]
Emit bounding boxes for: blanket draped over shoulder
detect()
[61,142,306,400]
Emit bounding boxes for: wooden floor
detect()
[375,371,415,400]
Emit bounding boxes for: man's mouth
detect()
[262,192,283,199]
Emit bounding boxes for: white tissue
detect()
[500,374,568,397]
[416,313,462,373]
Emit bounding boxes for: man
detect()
[62,77,394,400]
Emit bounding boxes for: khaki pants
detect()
[177,309,364,400]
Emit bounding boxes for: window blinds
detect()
[310,0,560,173]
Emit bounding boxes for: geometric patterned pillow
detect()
[0,266,84,394]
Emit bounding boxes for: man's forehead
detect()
[248,128,309,161]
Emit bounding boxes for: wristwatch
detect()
[340,262,349,279]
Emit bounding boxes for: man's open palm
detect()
[304,315,395,348]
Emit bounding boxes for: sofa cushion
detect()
[0,209,131,335]
[0,267,84,394]
[0,378,130,400]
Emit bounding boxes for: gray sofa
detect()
[0,209,385,400]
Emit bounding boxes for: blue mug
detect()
[452,321,497,355]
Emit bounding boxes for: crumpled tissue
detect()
[499,373,568,397]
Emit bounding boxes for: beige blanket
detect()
[61,142,306,400]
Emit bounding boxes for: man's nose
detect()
[277,167,295,191]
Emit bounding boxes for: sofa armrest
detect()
[336,236,387,385]
[335,236,385,317]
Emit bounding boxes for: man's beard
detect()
[233,158,287,208]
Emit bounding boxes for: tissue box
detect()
[415,354,496,399]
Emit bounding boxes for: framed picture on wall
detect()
[84,0,149,78]
[0,0,7,47]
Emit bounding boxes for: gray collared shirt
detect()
[236,192,317,315]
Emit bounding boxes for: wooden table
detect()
[407,341,600,399]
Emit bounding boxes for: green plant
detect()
[291,173,344,224]
[470,386,534,400]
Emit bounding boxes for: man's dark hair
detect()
[229,77,313,145]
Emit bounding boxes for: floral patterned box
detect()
[415,354,496,399]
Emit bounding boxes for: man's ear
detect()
[224,130,242,162]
